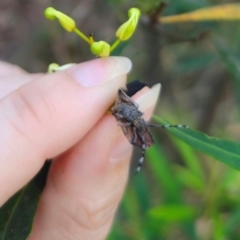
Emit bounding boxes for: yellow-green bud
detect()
[90,41,111,57]
[44,7,76,32]
[48,63,76,73]
[116,8,141,41]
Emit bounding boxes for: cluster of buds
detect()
[44,7,140,60]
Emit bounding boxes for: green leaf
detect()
[147,204,196,222]
[171,137,205,184]
[173,165,205,191]
[225,207,240,233]
[146,140,182,203]
[146,138,198,238]
[213,38,240,85]
[0,162,50,240]
[152,116,240,171]
[132,173,151,210]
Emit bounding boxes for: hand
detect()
[0,57,159,240]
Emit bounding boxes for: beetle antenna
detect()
[147,123,189,129]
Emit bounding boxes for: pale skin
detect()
[0,57,159,240]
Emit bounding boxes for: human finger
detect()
[0,57,131,206]
[28,84,160,240]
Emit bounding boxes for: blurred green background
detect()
[1,0,240,239]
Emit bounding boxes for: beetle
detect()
[111,86,189,174]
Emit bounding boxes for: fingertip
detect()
[133,83,161,120]
[135,83,161,113]
[68,57,132,87]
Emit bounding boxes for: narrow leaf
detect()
[213,38,240,86]
[152,116,240,171]
[160,4,240,23]
[0,161,50,240]
[171,137,205,183]
[146,140,182,203]
[147,204,196,222]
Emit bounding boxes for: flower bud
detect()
[116,8,141,41]
[48,63,76,73]
[44,7,76,32]
[90,41,111,57]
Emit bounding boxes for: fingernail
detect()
[68,57,132,87]
[137,83,161,113]
[109,134,132,163]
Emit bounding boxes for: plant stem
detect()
[110,39,121,52]
[73,28,91,44]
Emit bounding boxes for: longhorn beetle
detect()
[111,85,189,174]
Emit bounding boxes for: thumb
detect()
[0,57,131,205]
